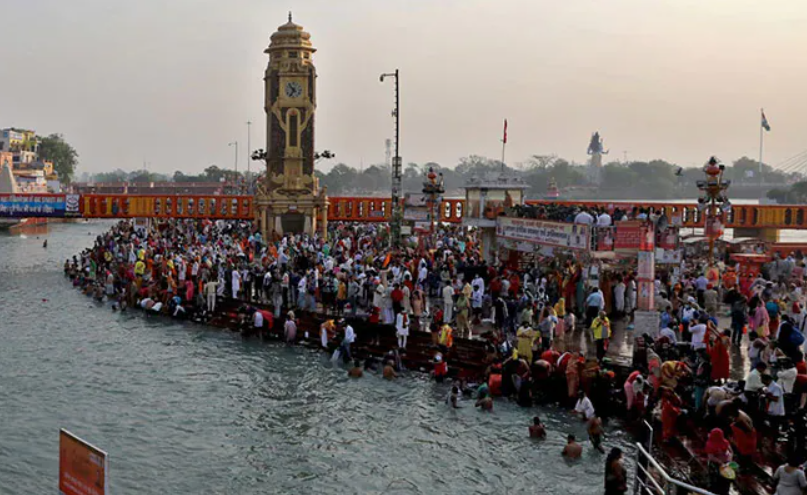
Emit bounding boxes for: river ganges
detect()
[0,221,633,494]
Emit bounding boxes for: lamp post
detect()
[246,122,252,180]
[229,141,238,194]
[696,156,731,267]
[423,167,445,247]
[380,69,401,247]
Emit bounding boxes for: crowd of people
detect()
[64,213,807,495]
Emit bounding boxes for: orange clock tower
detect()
[255,14,327,238]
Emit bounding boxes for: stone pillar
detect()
[480,227,496,264]
[320,206,328,241]
[303,214,312,234]
[274,215,282,236]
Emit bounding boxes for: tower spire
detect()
[288,11,292,23]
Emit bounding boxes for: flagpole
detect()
[501,139,506,172]
[501,119,507,172]
[759,108,764,194]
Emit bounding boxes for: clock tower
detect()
[256,14,328,238]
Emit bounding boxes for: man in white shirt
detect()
[253,310,264,331]
[762,375,786,431]
[744,362,767,392]
[472,274,485,296]
[339,320,355,361]
[573,391,596,420]
[596,211,612,227]
[442,284,455,323]
[777,360,798,394]
[574,209,595,226]
[418,264,428,285]
[205,280,218,312]
[689,320,707,350]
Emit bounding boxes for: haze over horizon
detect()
[2,0,805,176]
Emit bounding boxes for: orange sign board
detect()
[59,429,108,495]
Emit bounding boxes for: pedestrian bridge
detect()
[326,197,804,239]
[1,193,803,239]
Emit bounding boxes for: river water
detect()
[0,221,634,494]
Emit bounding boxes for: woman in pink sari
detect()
[754,301,770,338]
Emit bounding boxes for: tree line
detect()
[314,155,798,200]
[52,124,798,201]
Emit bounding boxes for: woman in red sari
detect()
[707,329,731,383]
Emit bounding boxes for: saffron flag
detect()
[503,119,508,144]
[761,109,771,131]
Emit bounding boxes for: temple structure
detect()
[587,131,608,185]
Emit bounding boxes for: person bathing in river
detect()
[347,359,363,378]
[475,390,493,412]
[529,416,546,439]
[447,385,461,408]
[588,415,605,453]
[382,361,397,380]
[284,311,297,342]
[562,434,582,459]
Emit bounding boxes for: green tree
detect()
[38,134,79,183]
[203,165,228,182]
[94,169,128,182]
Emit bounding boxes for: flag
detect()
[502,119,508,144]
[761,109,771,131]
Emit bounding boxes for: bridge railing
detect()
[525,200,807,230]
[81,194,254,220]
[326,197,464,224]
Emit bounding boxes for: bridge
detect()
[325,197,804,240]
[1,192,805,240]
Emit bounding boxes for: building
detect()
[0,128,59,192]
[0,128,38,154]
[254,14,328,237]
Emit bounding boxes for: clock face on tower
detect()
[285,81,303,98]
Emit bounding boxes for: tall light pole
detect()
[697,156,731,267]
[229,141,238,193]
[380,69,401,247]
[246,121,252,180]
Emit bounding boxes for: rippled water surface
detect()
[0,222,633,494]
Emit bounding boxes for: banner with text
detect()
[59,429,109,495]
[0,194,81,218]
[496,217,590,250]
[614,221,654,251]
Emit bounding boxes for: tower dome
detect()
[265,13,316,55]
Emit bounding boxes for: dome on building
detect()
[265,13,315,54]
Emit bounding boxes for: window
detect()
[288,51,298,58]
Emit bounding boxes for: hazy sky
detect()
[2,0,805,176]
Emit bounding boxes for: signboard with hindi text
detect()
[614,221,654,251]
[0,193,81,218]
[496,217,590,250]
[59,429,109,495]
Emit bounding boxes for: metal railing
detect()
[633,443,715,495]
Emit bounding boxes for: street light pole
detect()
[229,141,238,194]
[380,69,401,247]
[246,121,252,180]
